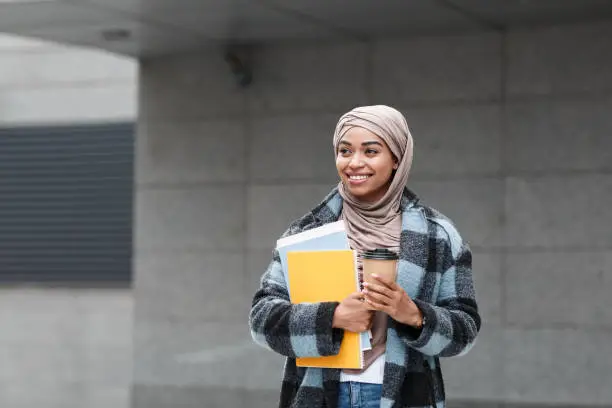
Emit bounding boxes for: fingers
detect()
[365,298,389,314]
[346,292,366,304]
[363,288,390,306]
[370,273,398,290]
[348,291,365,299]
[362,281,393,298]
[344,292,369,310]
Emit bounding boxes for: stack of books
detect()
[276,221,370,369]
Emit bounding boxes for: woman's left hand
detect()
[363,274,424,328]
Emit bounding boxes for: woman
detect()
[249,105,480,408]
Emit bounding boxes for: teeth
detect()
[349,175,369,180]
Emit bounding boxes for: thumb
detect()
[347,291,364,301]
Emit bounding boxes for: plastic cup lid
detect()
[362,248,399,260]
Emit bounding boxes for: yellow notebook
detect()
[286,249,363,369]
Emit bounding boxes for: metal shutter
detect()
[0,123,134,283]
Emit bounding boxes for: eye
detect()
[365,148,378,155]
[338,148,352,156]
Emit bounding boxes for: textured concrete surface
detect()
[130,21,612,408]
[0,34,136,126]
[0,288,132,408]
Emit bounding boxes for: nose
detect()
[348,153,364,169]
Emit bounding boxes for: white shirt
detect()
[340,353,385,384]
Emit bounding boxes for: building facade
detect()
[0,3,611,407]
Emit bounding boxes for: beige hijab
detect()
[333,105,414,373]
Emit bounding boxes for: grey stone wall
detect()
[0,34,136,126]
[0,288,132,408]
[134,21,612,407]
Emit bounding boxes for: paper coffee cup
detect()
[362,249,398,309]
[362,248,398,284]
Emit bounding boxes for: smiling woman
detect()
[250,105,480,408]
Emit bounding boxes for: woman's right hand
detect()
[332,292,374,332]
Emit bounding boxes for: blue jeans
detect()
[337,382,382,408]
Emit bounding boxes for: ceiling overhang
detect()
[1,0,612,57]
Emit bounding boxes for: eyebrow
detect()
[338,140,384,147]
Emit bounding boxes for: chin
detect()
[343,180,387,203]
[347,187,375,201]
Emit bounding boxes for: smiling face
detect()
[335,126,398,203]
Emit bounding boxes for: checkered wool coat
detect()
[249,188,481,408]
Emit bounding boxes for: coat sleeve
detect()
[248,248,344,358]
[397,234,481,358]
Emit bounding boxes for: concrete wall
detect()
[0,34,136,126]
[0,34,136,408]
[0,288,132,408]
[133,21,612,407]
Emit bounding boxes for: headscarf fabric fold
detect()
[333,105,414,252]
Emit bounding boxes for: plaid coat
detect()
[249,188,481,408]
